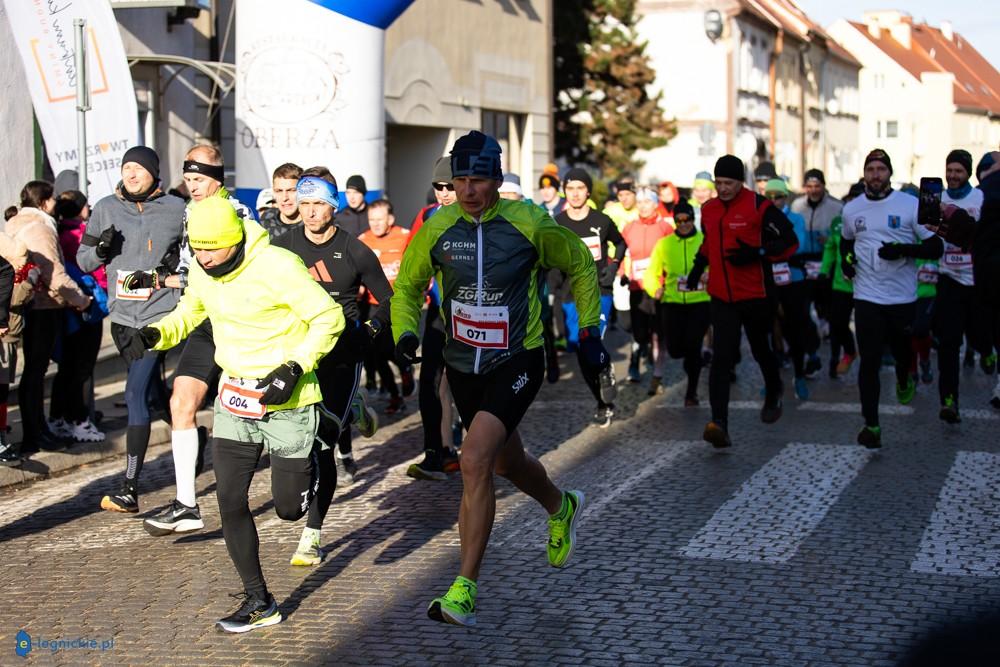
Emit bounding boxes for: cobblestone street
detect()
[3,332,1000,665]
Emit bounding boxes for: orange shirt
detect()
[359,225,409,303]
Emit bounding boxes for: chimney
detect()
[868,23,881,39]
[889,20,911,49]
[941,21,953,41]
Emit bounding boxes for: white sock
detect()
[172,428,199,508]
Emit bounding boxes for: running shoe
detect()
[143,500,204,536]
[939,396,961,424]
[427,576,477,627]
[804,354,823,378]
[647,376,662,397]
[335,451,358,485]
[920,359,934,384]
[981,353,997,375]
[546,353,560,384]
[68,419,105,443]
[101,482,138,513]
[384,396,405,415]
[896,377,916,405]
[760,387,784,424]
[351,389,379,438]
[592,405,613,428]
[290,527,324,566]
[836,353,857,375]
[627,356,641,383]
[0,433,21,467]
[684,395,700,407]
[216,592,282,633]
[547,490,584,568]
[47,418,73,440]
[828,360,838,379]
[794,377,809,401]
[702,421,732,449]
[442,447,461,473]
[857,425,882,450]
[407,450,447,481]
[400,369,415,397]
[599,366,617,404]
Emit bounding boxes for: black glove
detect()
[395,331,421,366]
[578,326,610,373]
[256,362,303,405]
[598,262,619,286]
[686,265,705,291]
[95,226,121,262]
[122,326,160,364]
[158,239,182,274]
[877,242,907,260]
[121,270,156,292]
[619,274,630,287]
[841,252,856,280]
[726,239,764,266]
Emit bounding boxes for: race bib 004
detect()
[219,375,266,420]
[115,269,152,301]
[451,301,509,349]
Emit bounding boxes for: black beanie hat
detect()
[714,155,745,181]
[864,148,893,175]
[946,149,973,177]
[673,201,695,219]
[121,146,160,181]
[563,168,592,194]
[754,160,776,181]
[803,168,826,185]
[346,174,367,194]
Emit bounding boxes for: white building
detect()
[828,11,1000,184]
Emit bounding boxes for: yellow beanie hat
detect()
[187,197,243,249]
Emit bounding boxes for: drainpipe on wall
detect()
[799,39,810,185]
[769,29,783,159]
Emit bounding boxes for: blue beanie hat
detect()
[450,131,503,180]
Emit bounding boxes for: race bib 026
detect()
[219,375,266,420]
[451,301,509,349]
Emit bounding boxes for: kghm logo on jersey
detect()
[442,240,476,252]
[888,215,901,229]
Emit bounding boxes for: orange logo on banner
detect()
[30,27,110,103]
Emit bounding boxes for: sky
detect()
[796,0,1000,67]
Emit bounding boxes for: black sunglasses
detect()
[433,182,455,192]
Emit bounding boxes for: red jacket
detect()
[622,215,674,290]
[696,187,797,302]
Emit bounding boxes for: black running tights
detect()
[854,300,914,426]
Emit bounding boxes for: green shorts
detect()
[212,399,318,459]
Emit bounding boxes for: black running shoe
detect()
[0,433,21,467]
[760,386,784,424]
[703,421,732,449]
[100,482,138,513]
[939,396,961,424]
[401,369,415,397]
[592,405,613,428]
[195,426,209,477]
[804,355,823,378]
[216,592,282,633]
[407,450,447,481]
[143,500,205,536]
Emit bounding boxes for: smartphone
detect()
[918,177,943,227]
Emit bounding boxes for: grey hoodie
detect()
[77,187,186,329]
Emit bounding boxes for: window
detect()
[876,121,881,138]
[481,110,525,175]
[886,121,898,138]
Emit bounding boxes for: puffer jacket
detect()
[4,207,89,310]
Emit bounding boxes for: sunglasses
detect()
[433,182,455,192]
[675,216,693,224]
[767,193,787,201]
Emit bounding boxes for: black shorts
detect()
[445,348,544,437]
[175,320,221,384]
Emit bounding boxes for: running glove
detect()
[256,362,303,405]
[578,326,610,373]
[95,226,121,261]
[686,266,705,292]
[122,326,160,364]
[121,270,156,292]
[725,239,764,266]
[619,274,630,287]
[841,252,856,280]
[395,331,422,365]
[599,262,620,285]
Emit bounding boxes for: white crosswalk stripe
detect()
[911,451,1000,577]
[680,443,871,563]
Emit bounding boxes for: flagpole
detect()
[74,18,90,199]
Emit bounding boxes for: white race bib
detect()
[677,274,706,292]
[581,235,602,261]
[451,301,509,349]
[772,262,791,286]
[631,257,651,283]
[917,264,939,285]
[115,269,152,301]
[219,375,266,420]
[804,261,822,280]
[943,251,972,267]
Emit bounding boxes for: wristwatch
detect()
[285,361,304,378]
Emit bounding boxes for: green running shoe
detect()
[427,576,477,626]
[857,425,882,450]
[896,377,916,405]
[547,490,584,568]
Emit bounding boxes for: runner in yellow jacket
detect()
[120,196,345,633]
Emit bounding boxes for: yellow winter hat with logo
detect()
[187,196,243,249]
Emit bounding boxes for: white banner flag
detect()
[3,0,138,201]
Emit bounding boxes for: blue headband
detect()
[296,176,339,210]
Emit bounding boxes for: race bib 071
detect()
[451,301,509,349]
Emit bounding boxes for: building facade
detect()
[828,11,1000,185]
[635,0,861,194]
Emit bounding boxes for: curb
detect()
[0,409,215,490]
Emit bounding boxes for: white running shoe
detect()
[69,419,105,443]
[290,527,324,566]
[47,418,73,439]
